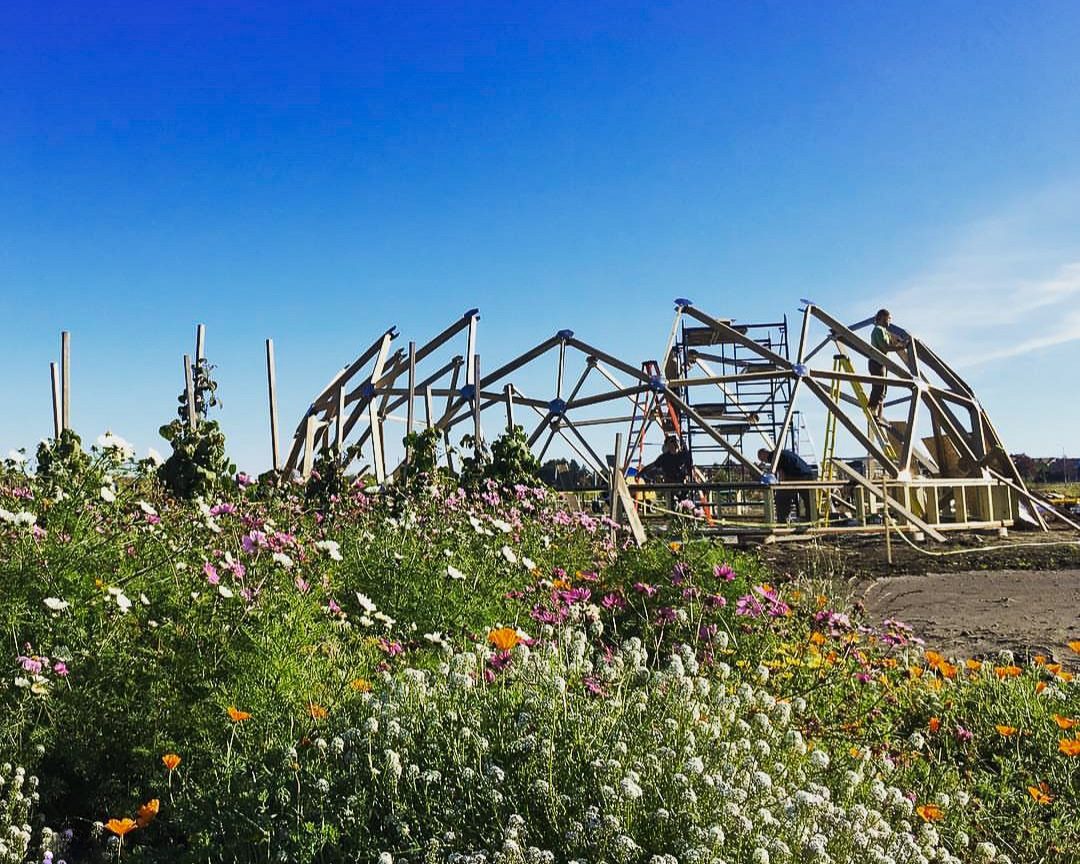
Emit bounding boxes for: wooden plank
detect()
[681,305,792,369]
[183,354,196,430]
[830,458,946,542]
[336,385,345,456]
[504,384,515,431]
[614,469,647,546]
[61,331,70,431]
[987,469,1078,531]
[807,306,910,379]
[195,323,206,364]
[610,432,622,523]
[49,362,61,439]
[472,354,482,452]
[406,341,416,436]
[477,336,560,390]
[265,339,281,471]
[465,314,478,385]
[898,391,920,475]
[301,414,320,479]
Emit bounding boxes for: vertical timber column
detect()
[465,314,478,385]
[407,341,416,437]
[610,432,624,524]
[302,414,319,479]
[336,385,345,459]
[424,385,434,430]
[60,331,70,432]
[504,384,515,432]
[183,354,196,430]
[49,362,61,439]
[195,323,206,364]
[472,354,482,456]
[265,339,281,471]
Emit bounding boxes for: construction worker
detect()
[867,308,906,420]
[758,447,817,522]
[642,435,692,484]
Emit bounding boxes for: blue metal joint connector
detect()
[674,297,693,309]
[649,375,666,392]
[548,398,567,415]
[760,472,778,486]
[360,383,376,399]
[556,329,574,340]
[793,363,809,378]
[459,384,476,400]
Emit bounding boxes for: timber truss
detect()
[283,301,1079,540]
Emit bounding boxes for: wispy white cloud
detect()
[862,185,1080,369]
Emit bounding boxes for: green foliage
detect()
[34,429,93,493]
[158,358,234,500]
[459,426,541,490]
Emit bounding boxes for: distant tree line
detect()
[1010,454,1080,484]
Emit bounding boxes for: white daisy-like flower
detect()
[218,585,234,599]
[446,565,466,581]
[43,597,69,612]
[96,432,135,460]
[491,518,512,533]
[315,540,343,561]
[500,545,518,565]
[138,501,158,516]
[100,487,116,503]
[356,592,377,612]
[115,593,132,612]
[271,551,294,569]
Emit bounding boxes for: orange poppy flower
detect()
[1044,663,1062,675]
[994,665,1022,679]
[136,798,160,827]
[908,666,924,680]
[1058,738,1080,757]
[1028,782,1054,804]
[1056,670,1074,683]
[552,578,572,591]
[1036,681,1048,694]
[809,632,826,646]
[965,659,982,672]
[668,541,682,552]
[487,627,520,651]
[1052,714,1078,730]
[915,803,943,822]
[350,678,373,693]
[1067,640,1080,654]
[1033,654,1047,666]
[227,706,252,722]
[106,818,138,837]
[995,725,1018,737]
[308,702,328,720]
[162,753,181,771]
[928,716,941,733]
[849,746,862,759]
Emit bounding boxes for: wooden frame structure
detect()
[284,300,1078,540]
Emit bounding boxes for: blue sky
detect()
[3,1,1080,471]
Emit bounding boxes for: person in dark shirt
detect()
[867,308,906,420]
[758,447,817,522]
[642,435,692,483]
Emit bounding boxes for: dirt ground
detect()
[756,529,1080,663]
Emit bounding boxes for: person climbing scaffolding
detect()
[867,308,907,420]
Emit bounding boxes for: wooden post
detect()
[49,362,61,439]
[504,384,515,431]
[195,323,206,364]
[882,474,893,565]
[407,341,416,436]
[60,331,70,432]
[611,433,623,524]
[336,385,345,458]
[424,385,434,430]
[472,354,482,455]
[183,354,196,430]
[302,414,319,479]
[265,339,280,471]
[465,315,477,385]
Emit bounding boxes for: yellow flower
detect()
[227,705,252,722]
[994,665,1022,679]
[1052,714,1078,730]
[915,803,943,822]
[928,716,941,733]
[106,818,138,837]
[1067,640,1080,654]
[308,702,328,720]
[136,798,159,827]
[487,627,520,652]
[1027,782,1054,805]
[668,541,682,552]
[162,753,181,771]
[350,678,373,693]
[1058,738,1080,757]
[995,725,1018,737]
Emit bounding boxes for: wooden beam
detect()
[183,354,196,431]
[802,377,899,477]
[61,331,70,432]
[504,384,515,431]
[195,323,206,364]
[49,362,61,439]
[830,458,946,541]
[807,306,910,379]
[681,305,792,369]
[265,339,280,471]
[406,341,416,436]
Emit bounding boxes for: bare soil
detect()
[757,529,1080,663]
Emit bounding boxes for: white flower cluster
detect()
[285,622,966,863]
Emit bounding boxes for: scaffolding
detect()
[674,314,801,477]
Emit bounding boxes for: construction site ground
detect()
[756,528,1080,665]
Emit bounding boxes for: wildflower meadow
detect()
[1,430,1078,864]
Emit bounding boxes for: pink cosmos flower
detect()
[203,562,220,585]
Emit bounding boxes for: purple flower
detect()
[52,661,69,677]
[671,562,690,585]
[955,725,973,743]
[203,562,220,585]
[583,676,606,697]
[18,656,43,675]
[488,650,513,672]
[713,563,736,581]
[236,472,254,487]
[655,607,677,626]
[210,502,237,516]
[558,587,591,605]
[601,593,626,610]
[735,594,764,618]
[632,582,657,597]
[294,575,310,593]
[698,623,718,642]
